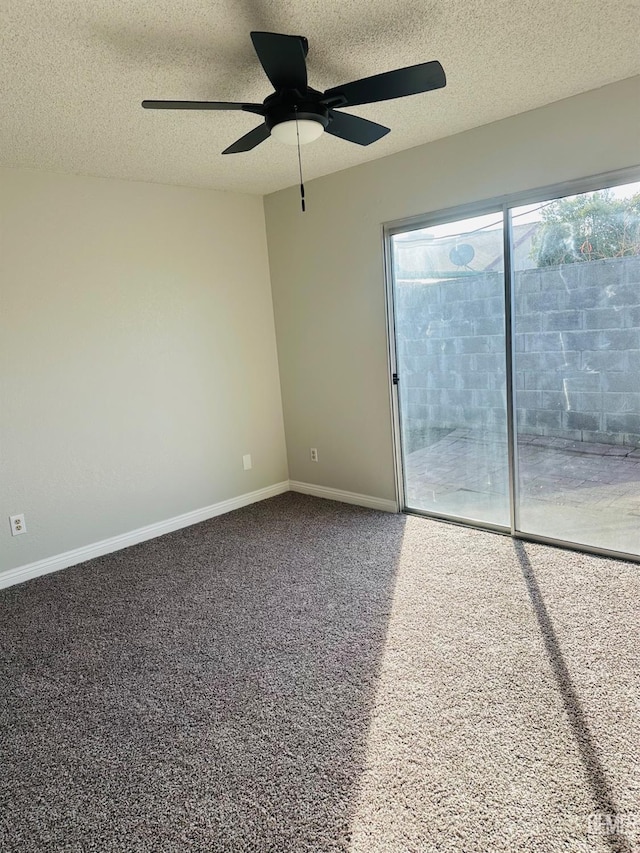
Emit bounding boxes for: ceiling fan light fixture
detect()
[270,118,324,145]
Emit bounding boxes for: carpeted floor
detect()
[1,493,638,852]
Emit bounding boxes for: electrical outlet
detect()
[243,454,252,470]
[9,514,27,536]
[310,448,318,462]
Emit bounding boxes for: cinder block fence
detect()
[396,257,640,450]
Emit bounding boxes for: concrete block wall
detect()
[396,257,640,451]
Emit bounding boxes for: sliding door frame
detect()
[384,164,640,563]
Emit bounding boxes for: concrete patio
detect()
[405,429,640,555]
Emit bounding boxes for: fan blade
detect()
[322,60,446,107]
[222,122,270,154]
[326,110,390,146]
[142,100,265,115]
[250,31,308,92]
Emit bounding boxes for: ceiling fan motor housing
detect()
[264,95,330,134]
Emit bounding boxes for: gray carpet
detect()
[1,493,638,852]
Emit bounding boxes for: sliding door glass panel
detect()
[392,212,510,526]
[512,181,640,555]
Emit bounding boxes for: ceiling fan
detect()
[142,31,446,154]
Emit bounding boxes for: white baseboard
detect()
[289,480,398,513]
[0,481,290,591]
[1,480,397,591]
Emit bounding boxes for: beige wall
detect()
[1,168,287,573]
[264,76,640,501]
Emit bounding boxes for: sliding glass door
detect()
[389,174,640,559]
[511,184,640,555]
[392,211,510,528]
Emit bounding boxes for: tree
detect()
[531,189,640,267]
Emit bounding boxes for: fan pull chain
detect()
[294,109,306,213]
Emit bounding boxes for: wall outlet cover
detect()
[10,514,27,536]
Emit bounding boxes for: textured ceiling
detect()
[2,0,639,195]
